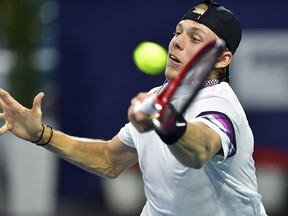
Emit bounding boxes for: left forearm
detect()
[167,122,221,168]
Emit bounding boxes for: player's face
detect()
[165,19,218,80]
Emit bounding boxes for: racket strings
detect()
[155,79,169,95]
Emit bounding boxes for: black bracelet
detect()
[36,125,53,146]
[31,124,45,144]
[155,105,187,145]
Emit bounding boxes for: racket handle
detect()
[133,95,156,115]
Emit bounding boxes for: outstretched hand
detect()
[0,88,44,142]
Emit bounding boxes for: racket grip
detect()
[133,95,156,115]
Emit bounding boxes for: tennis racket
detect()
[134,38,226,132]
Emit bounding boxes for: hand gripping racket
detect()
[134,38,226,133]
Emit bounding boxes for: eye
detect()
[191,36,202,43]
[173,31,181,37]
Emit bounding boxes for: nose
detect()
[171,33,187,50]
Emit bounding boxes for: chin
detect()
[165,70,177,80]
[165,64,180,80]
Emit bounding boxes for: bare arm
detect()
[47,127,214,176]
[43,131,138,178]
[0,88,138,178]
[167,121,221,168]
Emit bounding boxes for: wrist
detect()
[155,105,187,145]
[31,124,53,146]
[31,124,45,144]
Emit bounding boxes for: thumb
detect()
[32,92,45,112]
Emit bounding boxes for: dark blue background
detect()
[57,0,288,200]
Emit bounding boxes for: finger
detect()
[0,113,4,120]
[130,97,138,105]
[0,99,5,110]
[0,88,17,106]
[136,92,149,101]
[0,124,8,135]
[133,100,142,113]
[0,88,6,97]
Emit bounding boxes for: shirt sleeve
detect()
[190,111,237,163]
[117,122,136,148]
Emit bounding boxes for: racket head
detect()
[153,38,226,132]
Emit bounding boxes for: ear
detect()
[215,50,233,69]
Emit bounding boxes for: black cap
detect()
[181,0,242,54]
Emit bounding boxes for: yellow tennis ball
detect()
[133,41,167,75]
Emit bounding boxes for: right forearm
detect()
[38,125,116,178]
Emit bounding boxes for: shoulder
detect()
[195,82,244,115]
[201,82,236,98]
[186,82,249,132]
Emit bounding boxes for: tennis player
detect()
[0,0,267,215]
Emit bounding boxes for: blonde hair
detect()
[194,3,209,13]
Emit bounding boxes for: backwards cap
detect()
[182,0,242,54]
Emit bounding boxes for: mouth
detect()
[169,53,182,64]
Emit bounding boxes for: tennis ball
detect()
[133,41,167,75]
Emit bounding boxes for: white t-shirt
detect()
[118,82,267,216]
